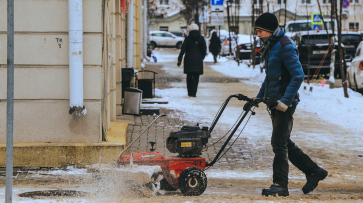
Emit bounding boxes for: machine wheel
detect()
[178,167,207,196]
[150,41,156,50]
[176,42,182,49]
[160,178,177,191]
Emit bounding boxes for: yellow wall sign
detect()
[181,142,192,147]
[311,13,324,25]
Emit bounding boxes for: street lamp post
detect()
[226,0,232,56]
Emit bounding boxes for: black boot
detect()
[302,167,328,194]
[262,183,289,197]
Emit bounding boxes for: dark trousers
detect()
[270,106,319,187]
[186,73,200,97]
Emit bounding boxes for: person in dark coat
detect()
[177,23,207,97]
[209,31,221,63]
[244,13,328,197]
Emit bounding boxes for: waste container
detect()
[123,87,142,115]
[135,70,157,98]
[122,68,134,98]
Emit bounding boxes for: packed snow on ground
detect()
[209,60,265,84]
[151,48,179,62]
[206,169,304,180]
[204,53,229,63]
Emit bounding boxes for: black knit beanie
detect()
[255,13,279,33]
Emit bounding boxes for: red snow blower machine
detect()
[117,94,274,196]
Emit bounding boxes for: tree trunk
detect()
[336,0,349,98]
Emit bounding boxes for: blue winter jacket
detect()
[257,29,304,107]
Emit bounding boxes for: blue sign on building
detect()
[211,0,224,6]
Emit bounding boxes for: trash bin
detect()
[122,68,134,98]
[135,70,158,98]
[123,87,142,115]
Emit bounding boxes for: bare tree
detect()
[180,0,208,29]
[335,0,349,98]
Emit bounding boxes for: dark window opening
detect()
[159,26,169,31]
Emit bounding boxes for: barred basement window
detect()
[159,0,169,5]
[159,26,169,31]
[278,0,286,4]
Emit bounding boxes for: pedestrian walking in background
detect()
[244,12,328,197]
[177,23,207,97]
[209,31,221,63]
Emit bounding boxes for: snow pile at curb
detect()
[298,84,363,131]
[209,60,265,84]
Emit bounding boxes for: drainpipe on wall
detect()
[143,0,151,61]
[69,0,87,116]
[127,0,134,68]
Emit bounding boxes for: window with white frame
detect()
[323,0,331,3]
[301,0,311,3]
[159,0,169,5]
[349,22,359,31]
[278,0,286,4]
[351,0,359,3]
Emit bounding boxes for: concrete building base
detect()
[0,122,128,168]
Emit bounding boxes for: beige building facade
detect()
[0,0,145,144]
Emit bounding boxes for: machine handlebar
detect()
[236,94,277,108]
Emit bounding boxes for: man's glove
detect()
[243,97,258,111]
[276,100,288,112]
[177,61,181,67]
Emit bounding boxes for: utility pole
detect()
[284,0,287,27]
[6,0,15,202]
[336,0,349,98]
[251,0,256,68]
[227,0,232,56]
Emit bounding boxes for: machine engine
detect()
[166,124,210,157]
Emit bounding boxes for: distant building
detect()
[148,0,362,35]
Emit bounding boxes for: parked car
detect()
[207,30,237,56]
[341,31,362,58]
[295,31,347,78]
[170,31,188,38]
[236,34,262,64]
[149,31,184,49]
[347,41,363,92]
[285,19,337,40]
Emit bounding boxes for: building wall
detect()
[0,0,103,143]
[150,16,187,31]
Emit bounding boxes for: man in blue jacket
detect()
[250,13,328,197]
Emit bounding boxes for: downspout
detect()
[127,0,134,68]
[143,0,151,61]
[69,0,87,116]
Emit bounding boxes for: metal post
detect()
[6,0,14,202]
[226,1,232,56]
[127,0,134,68]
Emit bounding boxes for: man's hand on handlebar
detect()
[243,97,259,111]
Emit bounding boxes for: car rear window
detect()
[342,35,362,42]
[302,35,333,44]
[287,22,333,32]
